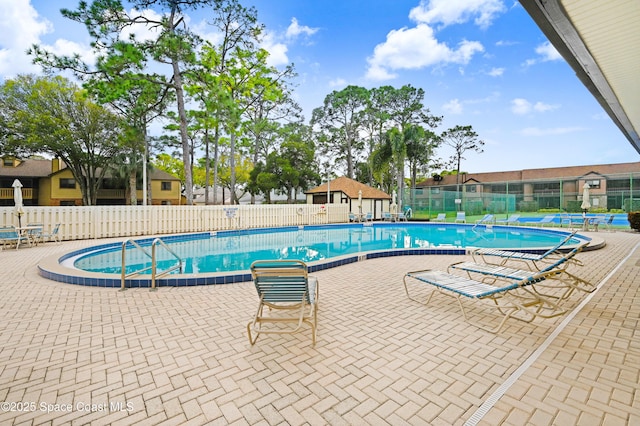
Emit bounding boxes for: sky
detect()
[1,0,638,174]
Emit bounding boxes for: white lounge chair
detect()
[496,214,520,225]
[39,223,61,243]
[451,242,593,300]
[432,213,446,222]
[471,230,579,270]
[474,214,495,225]
[455,212,466,223]
[403,267,565,333]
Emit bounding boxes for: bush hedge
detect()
[628,212,640,231]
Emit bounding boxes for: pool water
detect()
[73,223,586,275]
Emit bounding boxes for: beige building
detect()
[0,157,182,206]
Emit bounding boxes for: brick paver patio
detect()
[1,230,638,425]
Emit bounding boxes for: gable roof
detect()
[0,158,52,177]
[306,176,391,199]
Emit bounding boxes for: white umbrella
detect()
[581,183,591,213]
[391,190,397,214]
[12,179,25,227]
[357,190,362,214]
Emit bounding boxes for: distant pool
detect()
[38,222,591,287]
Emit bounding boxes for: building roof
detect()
[0,158,180,181]
[417,161,640,187]
[0,158,52,177]
[520,0,640,154]
[306,176,391,199]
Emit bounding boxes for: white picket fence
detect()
[0,204,350,241]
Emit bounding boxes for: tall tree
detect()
[187,0,263,204]
[404,125,441,208]
[0,75,124,205]
[441,124,485,191]
[311,85,369,179]
[29,0,220,205]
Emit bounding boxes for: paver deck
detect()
[0,230,638,425]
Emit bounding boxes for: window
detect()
[3,158,14,167]
[466,185,477,193]
[586,179,600,189]
[161,181,172,191]
[59,178,76,189]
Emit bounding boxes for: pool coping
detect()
[37,222,599,288]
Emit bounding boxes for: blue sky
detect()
[2,0,638,174]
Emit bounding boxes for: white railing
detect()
[0,204,350,241]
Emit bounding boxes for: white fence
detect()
[0,204,350,241]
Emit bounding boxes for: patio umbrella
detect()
[391,190,397,213]
[357,190,362,215]
[12,179,25,227]
[580,183,591,214]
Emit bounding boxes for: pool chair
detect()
[247,260,319,346]
[382,212,392,221]
[0,226,30,250]
[40,223,61,243]
[471,230,579,270]
[560,213,584,229]
[455,211,466,223]
[365,212,373,222]
[590,214,614,231]
[451,242,594,300]
[432,213,446,222]
[403,267,566,333]
[474,214,495,226]
[526,215,557,227]
[496,214,520,225]
[26,223,44,245]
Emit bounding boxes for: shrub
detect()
[566,200,582,213]
[628,212,640,231]
[518,201,539,212]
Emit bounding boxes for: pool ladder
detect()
[120,238,183,291]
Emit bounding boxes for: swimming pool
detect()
[38,222,592,288]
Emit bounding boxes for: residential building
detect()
[0,157,182,206]
[415,161,640,213]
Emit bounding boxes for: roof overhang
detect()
[520,0,640,154]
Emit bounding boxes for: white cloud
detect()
[285,18,318,39]
[0,0,53,77]
[523,41,562,67]
[487,67,504,77]
[365,1,504,81]
[520,126,586,136]
[260,32,289,67]
[328,77,347,88]
[408,0,506,30]
[511,98,559,115]
[365,24,483,81]
[258,17,318,68]
[443,98,463,114]
[533,101,559,112]
[511,98,531,115]
[535,41,562,61]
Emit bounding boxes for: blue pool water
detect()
[72,223,587,276]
